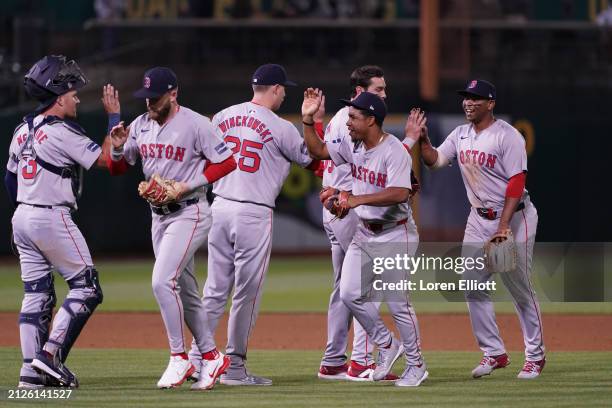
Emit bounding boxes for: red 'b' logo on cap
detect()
[468,80,477,89]
[144,77,151,88]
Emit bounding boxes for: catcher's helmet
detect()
[23,55,88,112]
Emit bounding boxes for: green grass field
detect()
[1,256,611,313]
[1,349,611,408]
[0,257,610,407]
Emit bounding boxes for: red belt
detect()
[362,218,408,233]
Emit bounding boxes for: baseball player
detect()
[302,89,428,387]
[405,79,545,379]
[187,64,320,386]
[6,55,114,388]
[316,65,400,382]
[105,67,236,390]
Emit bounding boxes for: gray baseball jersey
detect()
[325,133,424,367]
[121,106,232,355]
[437,119,528,209]
[321,107,352,191]
[327,134,413,222]
[320,106,374,369]
[123,106,232,200]
[188,101,314,379]
[211,102,313,207]
[8,115,100,209]
[436,119,544,362]
[8,114,101,385]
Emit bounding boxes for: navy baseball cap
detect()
[340,91,387,122]
[251,64,297,86]
[134,67,178,98]
[457,79,496,100]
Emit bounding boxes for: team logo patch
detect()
[144,77,151,88]
[469,80,478,89]
[214,142,229,155]
[86,142,100,152]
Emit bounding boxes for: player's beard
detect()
[149,100,172,123]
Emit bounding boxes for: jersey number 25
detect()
[224,135,263,173]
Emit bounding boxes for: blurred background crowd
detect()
[0,0,610,254]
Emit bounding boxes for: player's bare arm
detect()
[313,93,326,125]
[95,84,123,168]
[302,88,330,160]
[102,84,120,115]
[495,195,521,238]
[405,108,438,166]
[495,171,527,237]
[347,187,411,208]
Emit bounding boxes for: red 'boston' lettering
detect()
[478,152,486,166]
[165,145,174,159]
[174,147,185,162]
[376,173,387,187]
[486,154,497,168]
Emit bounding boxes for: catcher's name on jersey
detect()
[7,115,100,207]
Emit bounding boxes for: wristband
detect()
[110,145,124,161]
[107,113,120,134]
[403,137,417,149]
[302,120,314,126]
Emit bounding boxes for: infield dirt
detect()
[0,312,609,351]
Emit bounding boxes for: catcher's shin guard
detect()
[50,268,103,362]
[19,274,57,370]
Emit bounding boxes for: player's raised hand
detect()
[110,121,129,149]
[102,84,120,114]
[302,88,322,120]
[314,94,326,123]
[405,108,427,142]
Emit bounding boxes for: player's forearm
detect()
[419,137,439,167]
[498,196,521,231]
[350,187,410,208]
[302,115,330,160]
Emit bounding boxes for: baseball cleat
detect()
[18,376,45,389]
[517,358,545,379]
[31,351,79,388]
[317,363,348,380]
[471,353,510,378]
[395,364,429,387]
[346,361,399,382]
[190,353,230,391]
[157,355,196,389]
[371,336,404,381]
[219,373,273,386]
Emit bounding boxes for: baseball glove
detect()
[319,186,339,203]
[138,174,181,206]
[483,229,517,273]
[323,190,351,220]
